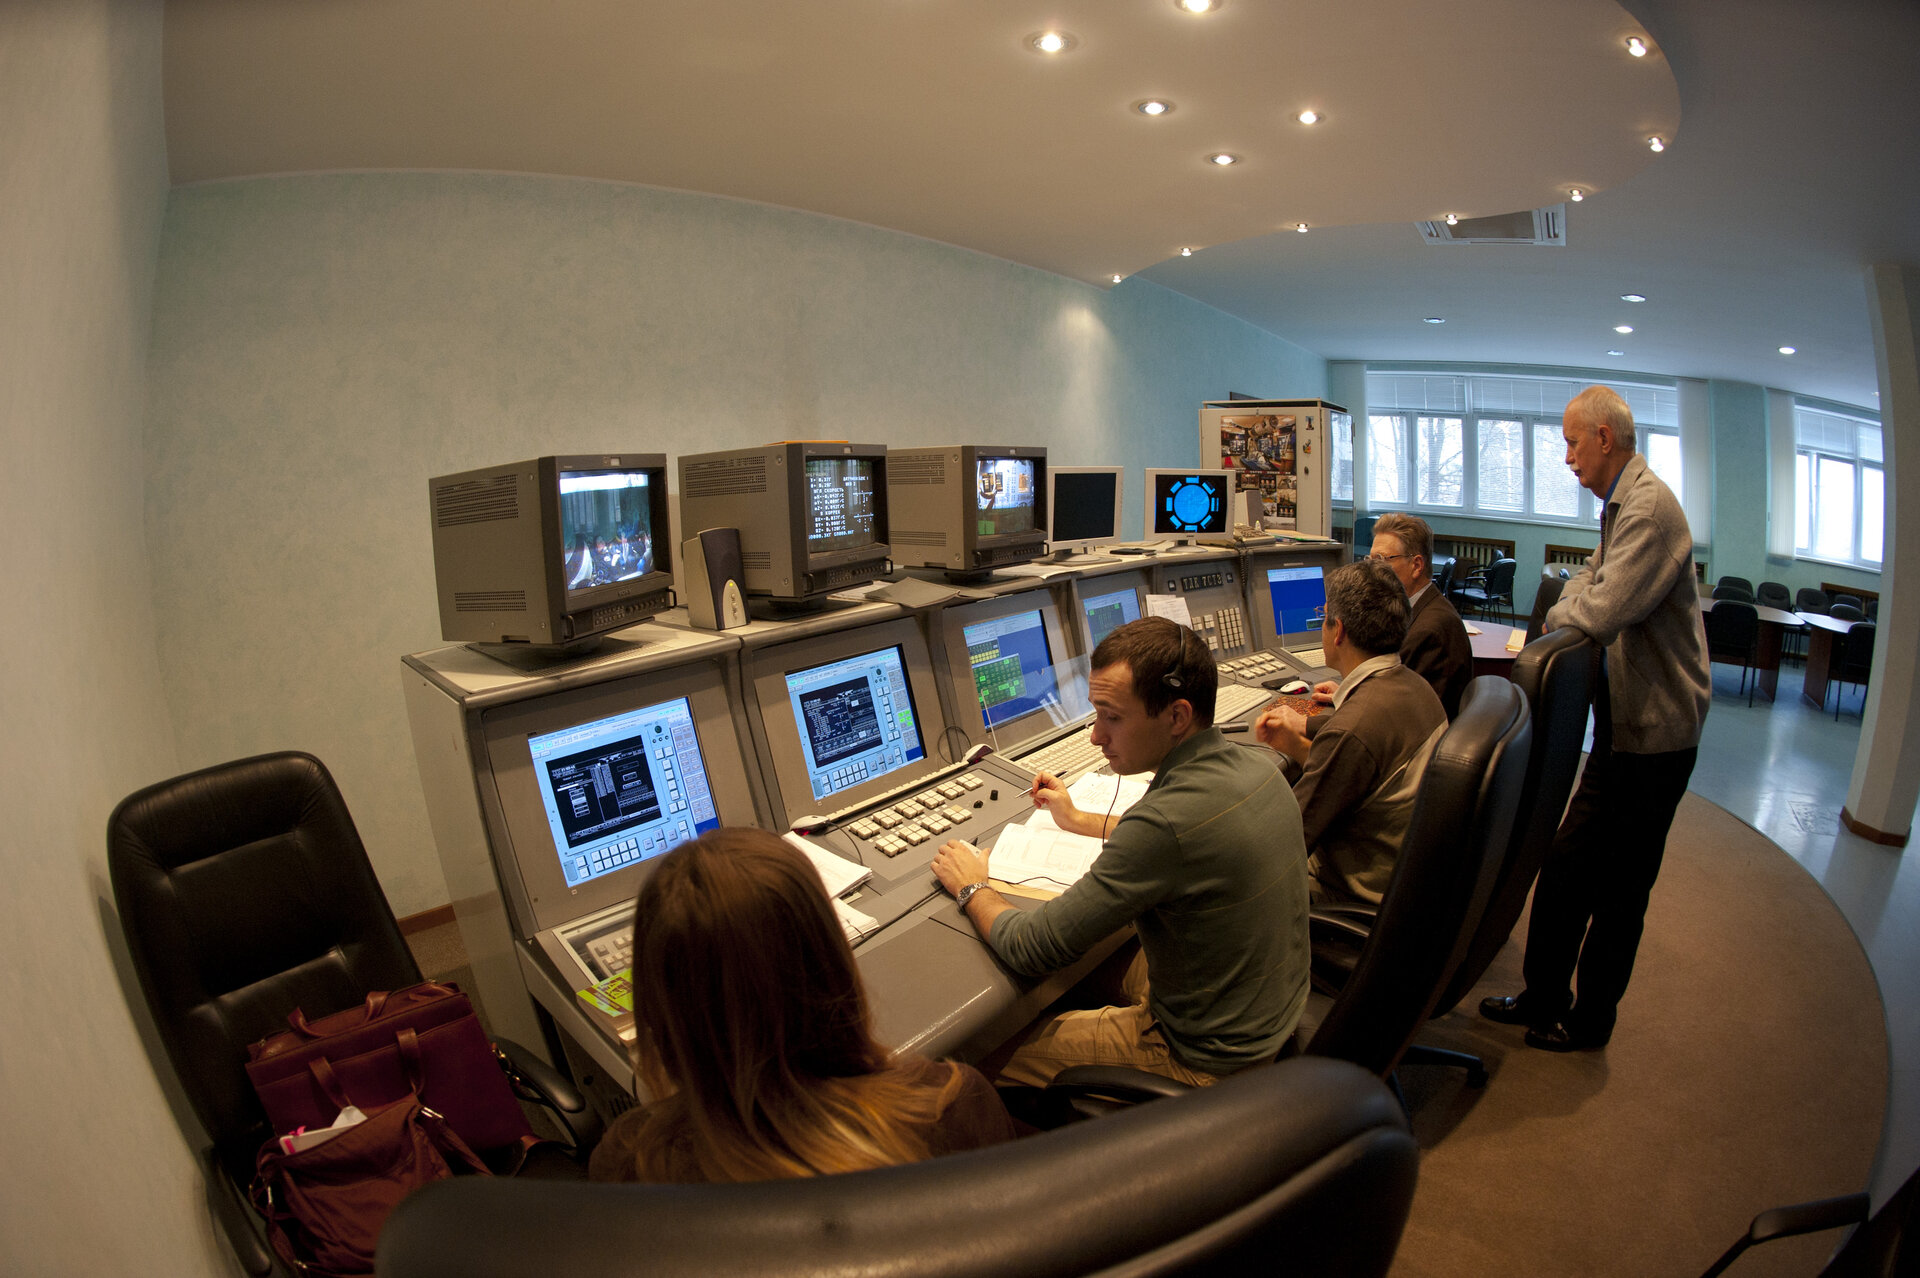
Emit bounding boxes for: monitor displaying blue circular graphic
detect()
[1150,472,1228,535]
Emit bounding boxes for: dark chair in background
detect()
[108,751,596,1277]
[1796,587,1832,615]
[1829,601,1867,622]
[1700,1161,1920,1278]
[1452,557,1518,623]
[1756,581,1792,609]
[1831,622,1877,718]
[1866,597,1879,621]
[1831,593,1865,615]
[1711,582,1754,603]
[1703,600,1762,706]
[1525,576,1567,644]
[1716,575,1755,598]
[1429,555,1456,596]
[380,1057,1422,1278]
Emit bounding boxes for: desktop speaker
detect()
[682,527,749,630]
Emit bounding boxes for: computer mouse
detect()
[1279,679,1311,696]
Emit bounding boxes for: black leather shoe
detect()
[1479,994,1541,1025]
[1524,1021,1610,1052]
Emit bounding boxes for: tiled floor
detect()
[1689,659,1920,1205]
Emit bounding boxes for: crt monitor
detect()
[678,442,891,602]
[1143,468,1231,544]
[1045,466,1124,557]
[1266,564,1330,650]
[430,454,673,648]
[886,444,1047,575]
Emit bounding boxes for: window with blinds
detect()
[1794,404,1883,566]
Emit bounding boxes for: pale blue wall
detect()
[1710,379,1772,586]
[143,173,1326,914]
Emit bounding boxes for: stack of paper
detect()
[782,831,873,898]
[988,771,1150,892]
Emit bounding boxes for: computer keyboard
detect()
[1017,730,1107,780]
[1287,646,1326,669]
[1214,682,1275,722]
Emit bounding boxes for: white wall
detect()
[0,2,230,1273]
[143,173,1326,915]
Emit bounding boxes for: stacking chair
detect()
[108,751,597,1277]
[1831,622,1877,718]
[1711,582,1754,603]
[1829,601,1867,622]
[1703,601,1762,705]
[1831,593,1865,615]
[1756,581,1792,609]
[1716,575,1755,598]
[1796,587,1832,615]
[1452,557,1518,623]
[1526,576,1566,644]
[380,1057,1422,1278]
[1429,555,1456,596]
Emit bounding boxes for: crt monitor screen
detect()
[1050,470,1120,544]
[526,695,722,890]
[785,645,928,801]
[962,609,1058,730]
[1150,471,1229,536]
[806,456,881,555]
[1081,587,1141,649]
[1267,565,1329,641]
[560,469,657,593]
[976,457,1037,538]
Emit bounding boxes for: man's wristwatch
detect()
[954,881,992,910]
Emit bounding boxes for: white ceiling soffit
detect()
[161,0,1676,286]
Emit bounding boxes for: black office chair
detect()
[1704,600,1762,706]
[1428,554,1456,596]
[1452,557,1518,623]
[1525,575,1566,645]
[1756,581,1792,609]
[1796,587,1832,615]
[1716,575,1755,598]
[1829,601,1867,622]
[1700,1161,1920,1277]
[379,1057,1421,1278]
[1711,582,1754,603]
[1831,593,1865,614]
[107,751,597,1277]
[1302,678,1531,1087]
[1831,622,1877,718]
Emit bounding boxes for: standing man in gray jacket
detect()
[1481,385,1711,1051]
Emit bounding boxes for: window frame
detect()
[1792,405,1884,571]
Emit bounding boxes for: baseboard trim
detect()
[398,903,458,935]
[1840,806,1910,847]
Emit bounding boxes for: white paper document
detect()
[990,772,1151,891]
[1145,593,1193,627]
[833,896,878,943]
[782,832,873,898]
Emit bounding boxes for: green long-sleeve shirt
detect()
[987,727,1310,1074]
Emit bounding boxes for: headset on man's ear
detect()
[1158,616,1199,696]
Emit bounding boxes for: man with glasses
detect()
[1255,559,1448,906]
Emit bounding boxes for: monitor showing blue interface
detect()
[1081,587,1140,649]
[963,609,1058,730]
[1147,470,1230,538]
[785,645,927,801]
[1267,565,1328,640]
[527,696,721,890]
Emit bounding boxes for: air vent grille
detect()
[453,590,526,613]
[434,475,520,526]
[1417,205,1566,247]
[741,550,772,571]
[891,529,946,547]
[683,456,768,498]
[889,457,946,485]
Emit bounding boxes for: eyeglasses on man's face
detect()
[1368,552,1413,564]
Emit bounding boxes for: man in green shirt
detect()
[932,617,1311,1086]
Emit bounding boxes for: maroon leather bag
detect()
[245,980,534,1155]
[250,1090,489,1277]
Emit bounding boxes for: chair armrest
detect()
[1699,1192,1869,1278]
[202,1145,281,1277]
[1048,1065,1195,1105]
[494,1038,605,1153]
[1310,911,1376,945]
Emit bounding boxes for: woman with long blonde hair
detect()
[588,827,1016,1183]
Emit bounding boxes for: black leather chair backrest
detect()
[1430,555,1455,595]
[1487,557,1517,595]
[1717,575,1755,596]
[1705,600,1760,653]
[378,1057,1420,1278]
[1831,594,1865,614]
[1756,581,1793,609]
[1433,629,1594,1012]
[1829,602,1866,622]
[1305,678,1531,1076]
[107,751,422,1182]
[1525,576,1566,644]
[1796,587,1831,615]
[1840,622,1877,679]
[1711,582,1754,603]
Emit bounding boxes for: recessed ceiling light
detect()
[1625,36,1649,57]
[1621,293,1647,302]
[1134,98,1175,116]
[1569,188,1585,202]
[1613,325,1635,334]
[1295,222,1309,233]
[1179,247,1194,257]
[1445,213,1459,226]
[1424,317,1446,324]
[1779,346,1797,355]
[1648,135,1666,153]
[1296,110,1321,125]
[1607,349,1625,357]
[1176,0,1222,13]
[1207,152,1241,166]
[1026,30,1078,54]
[1112,274,1125,284]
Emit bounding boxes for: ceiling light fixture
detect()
[1295,222,1309,233]
[1608,349,1625,357]
[1779,346,1797,355]
[1621,293,1647,302]
[1112,274,1125,284]
[1207,152,1241,166]
[1445,213,1459,226]
[1424,317,1446,324]
[1296,110,1320,125]
[1176,0,1222,13]
[1026,30,1077,54]
[1569,188,1585,202]
[1179,247,1194,257]
[1625,36,1649,57]
[1614,325,1634,334]
[1134,98,1174,116]
[1648,135,1666,153]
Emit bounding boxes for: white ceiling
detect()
[163,0,1918,409]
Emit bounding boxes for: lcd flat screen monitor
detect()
[1267,565,1329,645]
[784,644,928,802]
[1080,586,1142,650]
[1046,466,1123,553]
[1144,469,1231,543]
[962,608,1059,730]
[526,695,722,890]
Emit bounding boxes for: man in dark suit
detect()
[1309,513,1473,720]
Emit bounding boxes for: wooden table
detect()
[1699,599,1803,702]
[1466,621,1523,678]
[1798,611,1859,709]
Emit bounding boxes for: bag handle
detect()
[283,982,456,1037]
[305,1027,428,1114]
